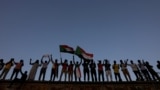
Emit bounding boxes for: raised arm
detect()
[50,55,54,64]
[73,56,76,64]
[41,56,44,64]
[79,58,82,65]
[47,55,51,65]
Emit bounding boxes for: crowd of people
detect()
[0,55,160,85]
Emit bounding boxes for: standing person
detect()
[0,58,14,80]
[73,56,82,82]
[50,56,60,82]
[39,55,50,81]
[59,58,68,81]
[82,60,90,82]
[128,60,144,81]
[120,60,132,81]
[28,59,41,81]
[145,61,160,81]
[137,60,151,81]
[8,70,28,89]
[10,59,24,80]
[97,60,104,82]
[68,61,74,82]
[104,59,112,82]
[112,60,122,82]
[0,59,5,71]
[89,60,97,82]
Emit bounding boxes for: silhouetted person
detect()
[82,60,90,82]
[59,58,68,81]
[112,60,122,82]
[120,59,132,81]
[73,56,82,82]
[97,60,104,82]
[8,70,28,89]
[68,60,74,82]
[138,60,151,81]
[89,60,97,82]
[0,59,5,71]
[0,58,14,80]
[39,55,50,81]
[157,60,160,70]
[104,59,112,82]
[145,61,160,81]
[128,60,144,81]
[10,60,24,80]
[50,56,60,82]
[28,59,41,81]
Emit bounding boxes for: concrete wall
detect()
[0,80,160,90]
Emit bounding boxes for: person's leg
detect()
[102,71,104,82]
[59,71,63,81]
[10,69,16,80]
[50,69,53,81]
[84,70,86,81]
[87,70,90,81]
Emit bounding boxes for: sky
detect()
[0,0,160,81]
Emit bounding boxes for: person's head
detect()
[138,60,141,63]
[157,60,160,64]
[20,60,23,63]
[145,61,149,65]
[0,59,3,62]
[120,60,123,64]
[64,59,68,63]
[98,60,101,64]
[76,61,79,64]
[35,60,39,63]
[11,58,14,61]
[45,60,47,63]
[113,60,116,64]
[70,61,72,64]
[55,59,58,63]
[24,71,28,74]
[130,60,133,64]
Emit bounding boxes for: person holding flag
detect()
[73,56,82,82]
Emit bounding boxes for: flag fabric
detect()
[75,46,93,60]
[59,45,74,54]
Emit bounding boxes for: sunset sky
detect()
[0,0,160,81]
